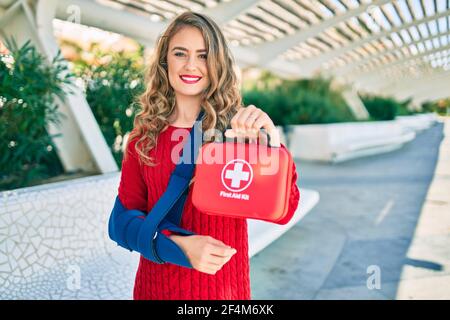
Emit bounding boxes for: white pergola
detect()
[1,0,449,174]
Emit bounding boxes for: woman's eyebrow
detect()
[171,46,207,52]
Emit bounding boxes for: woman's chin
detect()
[175,88,205,97]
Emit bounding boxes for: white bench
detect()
[287,120,416,163]
[396,113,439,133]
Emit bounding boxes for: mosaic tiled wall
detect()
[0,173,139,299]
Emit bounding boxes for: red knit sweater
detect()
[118,124,300,300]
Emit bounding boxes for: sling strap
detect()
[108,111,204,268]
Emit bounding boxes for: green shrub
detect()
[0,39,73,191]
[361,95,398,120]
[288,78,355,124]
[396,98,413,116]
[243,72,355,125]
[72,43,145,166]
[422,99,449,115]
[243,88,292,126]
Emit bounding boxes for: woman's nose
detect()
[185,56,198,70]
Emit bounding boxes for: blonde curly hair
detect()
[126,11,243,166]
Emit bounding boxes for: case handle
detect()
[223,125,277,147]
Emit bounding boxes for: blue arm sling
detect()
[108,111,204,268]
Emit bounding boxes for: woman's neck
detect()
[169,97,202,126]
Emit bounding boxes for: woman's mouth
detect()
[179,75,202,84]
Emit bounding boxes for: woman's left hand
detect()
[224,105,280,147]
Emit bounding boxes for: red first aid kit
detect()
[191,141,294,225]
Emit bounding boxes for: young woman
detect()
[118,11,300,300]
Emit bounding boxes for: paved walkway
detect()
[250,117,450,300]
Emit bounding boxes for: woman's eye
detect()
[174,52,207,59]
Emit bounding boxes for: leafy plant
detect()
[360,95,399,121]
[243,88,292,126]
[422,99,450,115]
[71,43,145,166]
[0,39,74,191]
[243,72,355,125]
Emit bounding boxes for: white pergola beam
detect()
[13,0,448,120]
[56,0,167,46]
[389,71,450,99]
[347,44,450,81]
[414,85,450,103]
[364,63,446,93]
[55,0,306,78]
[358,69,450,103]
[300,8,450,76]
[0,0,21,29]
[254,0,392,64]
[334,31,450,78]
[353,43,450,87]
[202,0,259,25]
[407,79,450,103]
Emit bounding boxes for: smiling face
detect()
[167,26,210,99]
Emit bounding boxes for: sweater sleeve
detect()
[287,160,300,216]
[118,138,148,213]
[280,143,300,223]
[110,137,194,268]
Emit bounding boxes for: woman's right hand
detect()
[169,234,237,275]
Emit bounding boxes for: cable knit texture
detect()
[118,125,300,300]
